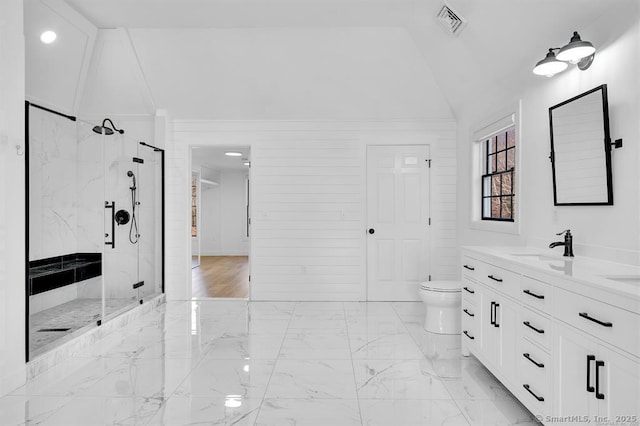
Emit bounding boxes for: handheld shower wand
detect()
[127,171,139,244]
[127,170,137,190]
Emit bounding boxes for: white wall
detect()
[201,169,249,256]
[457,2,640,265]
[166,120,456,301]
[0,0,26,395]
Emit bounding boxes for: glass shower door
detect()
[27,114,105,359]
[137,143,163,301]
[102,132,140,318]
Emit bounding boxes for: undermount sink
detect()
[510,253,573,262]
[601,275,640,285]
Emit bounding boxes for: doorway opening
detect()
[190,146,251,299]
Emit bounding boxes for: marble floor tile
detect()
[174,359,275,399]
[256,398,361,426]
[346,315,409,335]
[279,329,351,359]
[12,357,123,397]
[203,333,285,360]
[391,302,425,318]
[349,333,424,360]
[266,359,358,399]
[360,399,469,426]
[17,300,540,426]
[455,397,539,425]
[248,301,296,319]
[353,359,451,400]
[147,395,261,426]
[81,357,194,398]
[39,396,162,426]
[442,359,513,400]
[344,302,398,317]
[0,395,72,426]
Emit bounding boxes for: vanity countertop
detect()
[462,246,640,302]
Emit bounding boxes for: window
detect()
[482,128,516,221]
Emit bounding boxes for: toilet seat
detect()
[420,281,461,293]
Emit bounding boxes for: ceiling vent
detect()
[435,3,466,37]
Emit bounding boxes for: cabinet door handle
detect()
[595,360,605,400]
[579,312,613,328]
[523,321,544,334]
[463,308,474,317]
[463,264,475,271]
[523,353,544,368]
[463,330,475,340]
[488,275,503,282]
[523,289,544,300]
[490,302,495,325]
[586,355,595,392]
[523,384,544,402]
[463,286,475,294]
[494,303,500,328]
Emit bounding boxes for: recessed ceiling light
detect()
[225,152,242,157]
[243,162,250,166]
[40,31,57,44]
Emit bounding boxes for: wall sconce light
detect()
[533,31,596,77]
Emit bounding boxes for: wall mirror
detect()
[549,84,613,205]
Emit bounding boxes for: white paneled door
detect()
[366,145,430,301]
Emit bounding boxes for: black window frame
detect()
[481,129,516,222]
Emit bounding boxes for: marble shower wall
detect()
[29,107,79,260]
[29,110,163,304]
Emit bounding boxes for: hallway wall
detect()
[166,120,457,301]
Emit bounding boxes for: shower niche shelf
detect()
[28,253,102,295]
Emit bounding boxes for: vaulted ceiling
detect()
[24,0,630,120]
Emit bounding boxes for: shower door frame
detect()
[24,102,166,362]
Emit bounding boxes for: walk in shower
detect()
[26,103,164,360]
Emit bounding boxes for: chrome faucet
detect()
[549,229,574,257]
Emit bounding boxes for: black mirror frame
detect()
[549,84,613,206]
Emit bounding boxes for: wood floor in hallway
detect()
[191,256,249,298]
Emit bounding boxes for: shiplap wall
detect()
[166,121,456,301]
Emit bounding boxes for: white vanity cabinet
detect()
[461,247,640,425]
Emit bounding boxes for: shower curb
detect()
[25,294,166,382]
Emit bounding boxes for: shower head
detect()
[127,170,136,190]
[92,118,125,135]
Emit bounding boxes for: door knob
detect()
[368,228,375,234]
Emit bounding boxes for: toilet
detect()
[418,281,461,334]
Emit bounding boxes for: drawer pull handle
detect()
[595,360,605,400]
[463,286,475,294]
[463,265,475,271]
[523,321,544,334]
[523,353,544,368]
[463,330,475,340]
[523,384,544,402]
[579,312,612,328]
[463,308,474,317]
[523,289,544,300]
[488,275,503,282]
[586,355,595,392]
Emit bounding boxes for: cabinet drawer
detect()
[520,276,552,315]
[462,278,478,304]
[520,307,551,350]
[518,338,550,393]
[461,309,478,349]
[479,263,521,299]
[518,339,551,416]
[555,286,640,356]
[462,256,481,281]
